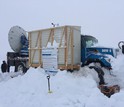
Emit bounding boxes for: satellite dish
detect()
[8,26,27,52]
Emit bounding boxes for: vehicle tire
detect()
[15,62,27,73]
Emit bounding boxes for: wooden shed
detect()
[28,25,81,70]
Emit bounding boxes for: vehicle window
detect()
[86,40,93,47]
[81,35,98,48]
[85,38,97,47]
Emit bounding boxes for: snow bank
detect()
[0,54,124,107]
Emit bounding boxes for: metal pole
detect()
[47,75,52,93]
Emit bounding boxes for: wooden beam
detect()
[51,28,54,46]
[71,28,74,70]
[38,31,42,66]
[59,27,65,47]
[46,28,54,47]
[64,26,68,69]
[58,64,80,70]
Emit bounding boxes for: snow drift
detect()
[0,55,124,107]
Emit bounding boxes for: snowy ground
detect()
[0,54,124,107]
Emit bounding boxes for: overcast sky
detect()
[0,0,124,59]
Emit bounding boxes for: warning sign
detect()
[42,48,58,75]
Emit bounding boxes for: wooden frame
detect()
[28,25,81,70]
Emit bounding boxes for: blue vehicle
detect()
[81,35,116,70]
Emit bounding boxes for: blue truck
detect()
[81,35,116,70]
[7,26,116,73]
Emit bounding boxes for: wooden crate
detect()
[28,25,81,70]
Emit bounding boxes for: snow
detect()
[0,53,124,107]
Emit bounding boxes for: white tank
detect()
[8,26,27,52]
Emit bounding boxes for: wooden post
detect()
[64,26,68,69]
[71,28,74,70]
[39,31,42,66]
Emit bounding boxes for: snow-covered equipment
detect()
[89,66,105,85]
[99,85,120,98]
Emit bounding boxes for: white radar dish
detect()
[8,26,27,52]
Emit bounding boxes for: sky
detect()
[0,53,124,107]
[0,0,124,59]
